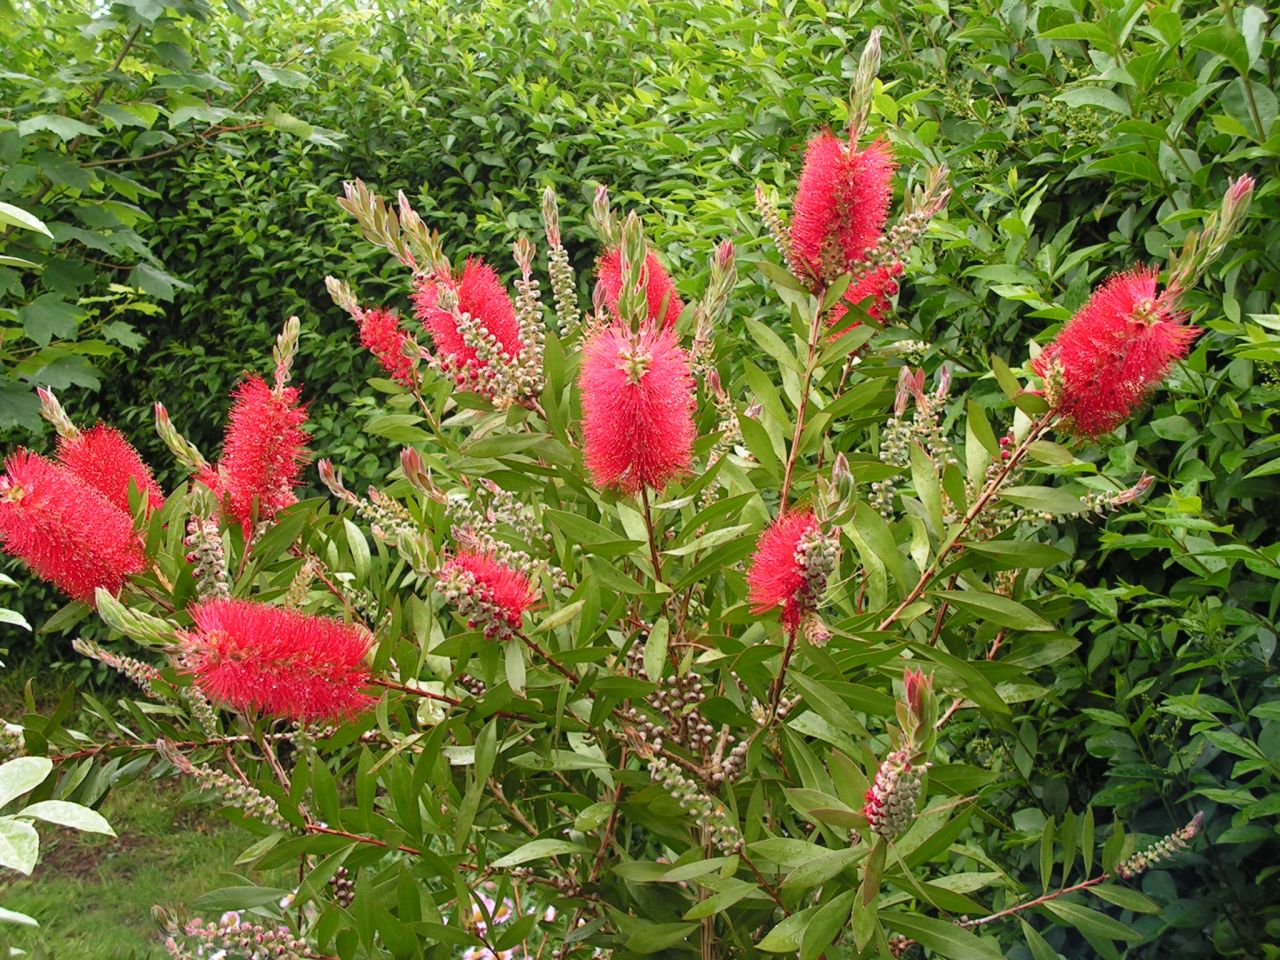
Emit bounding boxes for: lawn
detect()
[0,777,285,958]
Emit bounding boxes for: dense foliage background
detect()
[1,0,1277,957]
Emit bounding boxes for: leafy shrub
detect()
[0,26,1267,958]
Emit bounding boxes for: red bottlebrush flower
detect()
[789,132,894,287]
[1032,268,1198,437]
[440,550,536,639]
[217,375,310,532]
[412,258,522,375]
[0,451,145,603]
[746,510,820,631]
[182,598,374,723]
[827,262,903,338]
[579,322,695,494]
[357,307,416,387]
[595,247,684,328]
[56,424,164,514]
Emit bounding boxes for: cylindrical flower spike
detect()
[356,306,418,387]
[57,423,165,514]
[437,550,536,640]
[788,132,895,288]
[412,258,523,384]
[215,375,310,533]
[579,322,695,494]
[1032,268,1198,437]
[0,452,145,604]
[745,510,839,632]
[181,598,374,723]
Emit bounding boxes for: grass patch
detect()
[0,775,287,958]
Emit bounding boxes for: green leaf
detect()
[624,920,700,954]
[0,905,38,926]
[18,801,113,836]
[535,599,584,633]
[0,202,52,238]
[885,913,1005,960]
[190,886,293,913]
[1055,87,1129,115]
[1042,899,1141,941]
[491,838,590,867]
[758,905,821,952]
[343,518,370,581]
[937,590,1052,631]
[16,114,102,141]
[1040,815,1056,890]
[0,818,40,874]
[683,879,760,919]
[0,757,52,808]
[1001,485,1084,515]
[1088,884,1161,913]
[503,637,525,697]
[19,294,83,346]
[644,618,669,681]
[801,889,857,960]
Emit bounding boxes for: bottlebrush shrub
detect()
[6,33,1260,960]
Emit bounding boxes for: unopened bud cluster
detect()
[183,686,220,738]
[543,189,582,336]
[755,184,792,264]
[164,912,309,960]
[73,637,164,696]
[648,755,743,854]
[0,722,24,760]
[1114,812,1203,879]
[329,866,356,908]
[795,525,839,610]
[623,668,747,788]
[864,748,928,842]
[1083,474,1154,515]
[282,557,317,609]
[512,237,548,398]
[435,565,516,641]
[184,513,230,599]
[750,694,799,726]
[870,367,956,517]
[160,741,289,830]
[456,674,488,698]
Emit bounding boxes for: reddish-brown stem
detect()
[877,413,1054,633]
[766,625,799,721]
[640,487,664,586]
[517,631,582,685]
[959,872,1110,928]
[303,822,423,857]
[369,677,534,723]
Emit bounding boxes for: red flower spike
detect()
[412,258,522,374]
[182,598,374,723]
[789,133,894,286]
[746,510,819,631]
[442,550,536,633]
[0,451,145,603]
[579,322,695,494]
[217,375,310,532]
[595,248,684,328]
[57,423,165,513]
[357,307,416,387]
[1032,268,1198,437]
